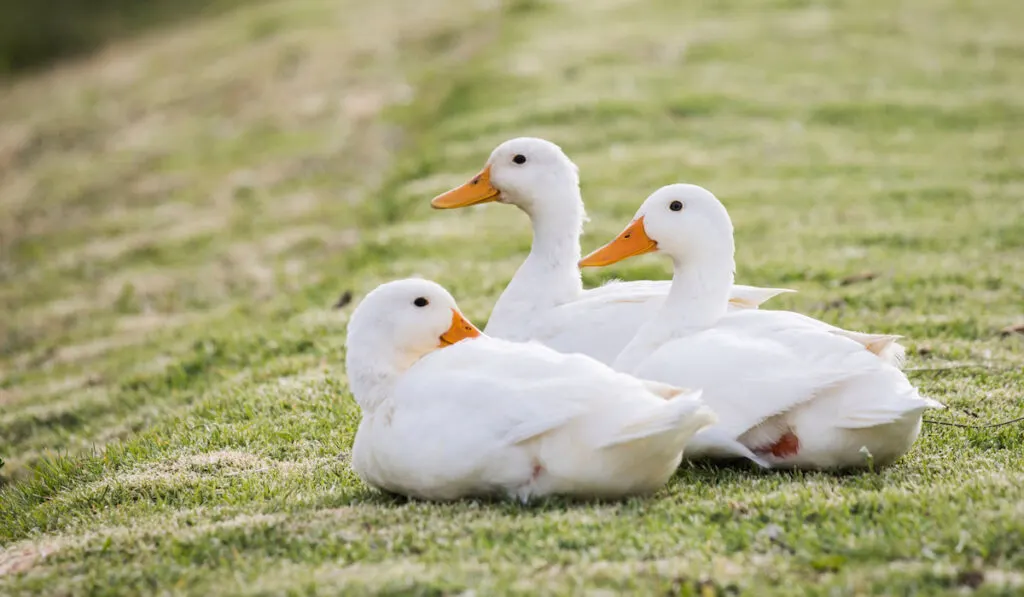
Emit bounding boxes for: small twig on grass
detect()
[953,406,981,418]
[333,290,354,309]
[923,415,1024,430]
[905,364,1005,373]
[839,271,878,286]
[905,364,1024,379]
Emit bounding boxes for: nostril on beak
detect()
[471,177,480,185]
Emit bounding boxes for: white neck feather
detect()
[485,188,586,338]
[662,254,734,328]
[345,332,418,413]
[613,249,734,373]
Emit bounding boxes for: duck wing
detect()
[585,279,793,310]
[634,323,881,441]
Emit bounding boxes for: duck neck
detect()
[662,252,734,329]
[345,343,409,413]
[486,190,585,336]
[519,204,585,300]
[613,250,734,373]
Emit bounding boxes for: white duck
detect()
[579,184,943,469]
[430,137,792,365]
[346,278,715,502]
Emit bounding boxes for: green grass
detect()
[1,0,1023,593]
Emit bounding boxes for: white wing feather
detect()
[635,322,879,439]
[380,337,708,491]
[488,280,792,365]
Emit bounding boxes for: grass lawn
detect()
[2,0,1023,593]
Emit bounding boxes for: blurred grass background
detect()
[1,0,1023,594]
[0,0,252,75]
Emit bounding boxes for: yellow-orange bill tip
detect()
[439,309,483,347]
[430,165,501,209]
[578,216,658,267]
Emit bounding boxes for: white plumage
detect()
[580,184,942,469]
[430,137,791,365]
[346,279,716,502]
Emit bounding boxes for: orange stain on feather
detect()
[755,432,800,458]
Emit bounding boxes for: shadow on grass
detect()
[337,457,880,511]
[345,489,642,512]
[0,0,260,76]
[678,458,890,483]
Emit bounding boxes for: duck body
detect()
[626,309,935,469]
[580,184,942,470]
[346,279,714,502]
[353,337,713,501]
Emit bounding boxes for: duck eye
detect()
[413,297,429,308]
[669,200,684,212]
[512,154,527,165]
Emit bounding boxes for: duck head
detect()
[579,184,735,269]
[430,137,582,221]
[346,279,481,409]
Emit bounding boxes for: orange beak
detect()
[439,309,483,347]
[430,165,501,209]
[578,217,658,267]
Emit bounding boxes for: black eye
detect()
[512,154,527,165]
[669,200,683,212]
[413,297,429,307]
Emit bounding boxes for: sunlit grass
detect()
[1,0,1023,593]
